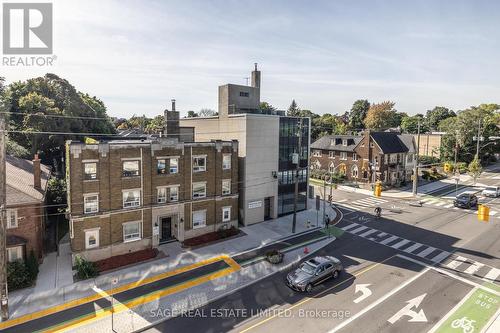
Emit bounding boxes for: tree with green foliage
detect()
[311,113,347,141]
[348,99,370,130]
[426,106,455,131]
[287,99,300,117]
[401,114,429,134]
[198,108,217,117]
[260,102,276,113]
[468,157,483,185]
[186,110,198,118]
[363,101,399,129]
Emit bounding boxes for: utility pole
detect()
[0,111,9,320]
[454,131,459,197]
[291,118,303,234]
[475,118,481,159]
[412,121,421,196]
[322,180,326,227]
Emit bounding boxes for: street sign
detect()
[388,294,428,324]
[353,284,372,303]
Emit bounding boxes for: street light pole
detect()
[476,118,481,159]
[291,118,303,234]
[412,121,421,196]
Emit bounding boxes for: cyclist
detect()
[374,206,382,218]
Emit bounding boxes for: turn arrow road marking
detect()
[353,284,372,303]
[388,293,428,324]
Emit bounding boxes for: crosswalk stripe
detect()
[425,199,439,204]
[444,204,454,208]
[362,197,387,204]
[336,199,348,203]
[421,197,435,203]
[453,207,459,210]
[353,202,373,207]
[417,246,436,258]
[430,251,450,263]
[490,211,498,216]
[404,243,423,254]
[391,239,411,249]
[351,226,369,234]
[378,232,387,237]
[433,201,446,207]
[340,223,359,231]
[446,256,468,270]
[464,262,484,275]
[358,229,377,238]
[338,204,357,211]
[484,268,500,282]
[380,235,399,245]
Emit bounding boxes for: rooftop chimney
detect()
[164,99,180,141]
[251,62,261,89]
[33,154,41,190]
[171,99,176,112]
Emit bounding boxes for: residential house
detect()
[5,154,50,262]
[310,131,416,185]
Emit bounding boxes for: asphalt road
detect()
[144,175,500,333]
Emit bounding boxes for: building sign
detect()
[153,226,159,236]
[248,200,262,209]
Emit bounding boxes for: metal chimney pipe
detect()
[171,99,176,112]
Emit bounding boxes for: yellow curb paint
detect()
[0,255,239,331]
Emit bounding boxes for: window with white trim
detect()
[312,150,321,157]
[84,162,97,180]
[123,189,141,208]
[157,159,167,174]
[222,179,231,195]
[192,182,206,198]
[222,154,231,170]
[342,139,348,146]
[193,156,206,172]
[169,186,179,202]
[328,163,335,173]
[351,165,359,178]
[157,187,167,203]
[7,246,23,262]
[328,151,335,158]
[170,158,178,174]
[192,210,206,229]
[352,153,358,161]
[85,229,99,249]
[84,194,99,214]
[340,152,347,160]
[390,154,397,163]
[122,160,140,177]
[222,207,231,222]
[6,209,17,229]
[123,221,141,242]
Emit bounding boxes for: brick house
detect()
[310,130,416,185]
[66,136,239,262]
[5,154,50,262]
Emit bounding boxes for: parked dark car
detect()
[453,193,478,209]
[286,256,343,292]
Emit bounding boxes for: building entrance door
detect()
[264,197,271,220]
[160,217,173,243]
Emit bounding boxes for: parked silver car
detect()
[482,186,500,198]
[286,256,343,292]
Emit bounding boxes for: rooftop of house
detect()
[6,155,51,206]
[370,131,411,154]
[311,135,363,152]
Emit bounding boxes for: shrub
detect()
[265,249,284,264]
[75,256,99,280]
[26,250,39,281]
[7,261,32,290]
[217,225,239,239]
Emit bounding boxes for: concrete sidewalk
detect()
[6,197,337,321]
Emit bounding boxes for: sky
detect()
[2,0,500,118]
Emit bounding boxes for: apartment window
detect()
[84,162,97,180]
[390,154,397,163]
[352,165,359,178]
[157,159,166,174]
[222,207,231,222]
[193,156,206,172]
[192,182,206,199]
[123,221,141,242]
[384,155,389,164]
[352,153,358,161]
[222,179,231,195]
[192,210,206,229]
[169,186,179,202]
[313,150,321,157]
[328,163,335,173]
[85,229,99,249]
[122,160,140,177]
[328,151,335,158]
[6,209,17,229]
[170,158,178,174]
[7,246,23,262]
[84,194,99,214]
[123,189,141,208]
[239,91,249,97]
[340,152,347,160]
[157,187,167,203]
[342,139,348,146]
[222,154,231,170]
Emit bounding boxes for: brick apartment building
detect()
[5,154,50,262]
[310,130,416,185]
[66,106,239,262]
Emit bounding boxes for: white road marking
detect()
[404,243,423,254]
[351,226,369,234]
[443,204,454,208]
[380,235,399,245]
[464,261,485,275]
[387,293,427,324]
[339,204,357,211]
[353,284,372,304]
[336,199,348,203]
[490,211,498,216]
[430,251,450,263]
[416,247,436,258]
[433,201,446,207]
[358,229,377,238]
[391,239,411,249]
[378,232,387,237]
[484,268,500,282]
[327,267,431,333]
[420,197,435,203]
[446,256,468,270]
[340,223,359,231]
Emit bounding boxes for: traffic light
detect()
[478,204,490,222]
